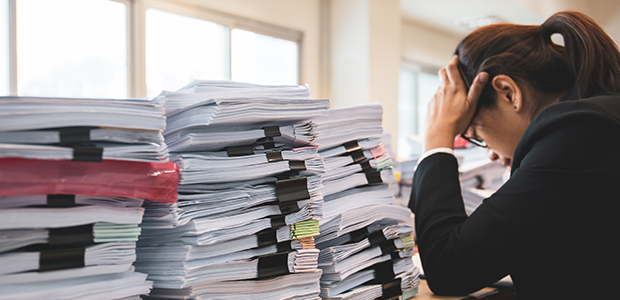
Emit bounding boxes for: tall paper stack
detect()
[313,104,421,300]
[0,96,179,300]
[137,80,329,299]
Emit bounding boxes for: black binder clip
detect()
[373,260,396,283]
[288,160,307,171]
[279,201,301,214]
[365,171,383,184]
[257,252,290,279]
[58,127,93,145]
[47,194,76,207]
[276,177,311,203]
[226,145,255,157]
[72,145,103,162]
[368,230,387,246]
[379,239,398,255]
[381,277,403,300]
[270,215,287,228]
[267,150,284,162]
[263,126,282,138]
[39,247,85,272]
[48,224,94,246]
[350,227,370,243]
[343,140,361,153]
[257,228,278,247]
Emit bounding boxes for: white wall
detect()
[508,0,620,44]
[329,0,370,107]
[328,0,402,148]
[401,19,462,69]
[368,0,401,149]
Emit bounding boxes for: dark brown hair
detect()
[456,11,620,115]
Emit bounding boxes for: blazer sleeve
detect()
[409,106,620,296]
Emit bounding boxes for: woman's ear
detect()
[491,75,523,112]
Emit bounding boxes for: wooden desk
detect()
[415,280,462,300]
[415,280,500,300]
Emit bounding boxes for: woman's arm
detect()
[409,100,620,296]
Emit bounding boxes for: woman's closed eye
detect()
[462,126,488,148]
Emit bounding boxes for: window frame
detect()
[8,0,16,95]
[4,0,303,98]
[400,60,439,134]
[398,60,440,159]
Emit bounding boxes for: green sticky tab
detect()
[376,156,394,170]
[94,237,139,243]
[402,287,419,299]
[92,222,141,242]
[400,235,416,248]
[290,219,320,239]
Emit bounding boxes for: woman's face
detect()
[464,104,531,167]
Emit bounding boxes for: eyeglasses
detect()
[456,61,487,148]
[460,127,487,148]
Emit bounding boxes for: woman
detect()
[409,11,620,299]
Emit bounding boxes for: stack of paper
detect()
[0,199,159,300]
[313,104,384,150]
[145,269,323,299]
[137,80,329,299]
[166,80,311,112]
[0,96,168,162]
[0,96,179,299]
[314,104,420,299]
[458,148,508,215]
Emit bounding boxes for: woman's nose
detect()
[487,149,500,161]
[488,149,512,167]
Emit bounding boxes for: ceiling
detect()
[400,0,620,42]
[400,0,543,34]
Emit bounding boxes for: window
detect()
[231,29,299,85]
[3,0,302,98]
[144,8,300,96]
[145,8,229,97]
[16,0,127,98]
[398,66,440,159]
[0,0,9,95]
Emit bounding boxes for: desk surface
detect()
[416,280,462,300]
[415,280,499,300]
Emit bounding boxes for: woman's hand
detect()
[424,55,488,152]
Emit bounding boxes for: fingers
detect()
[438,67,449,86]
[467,72,489,106]
[445,56,463,88]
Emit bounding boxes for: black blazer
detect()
[409,94,620,299]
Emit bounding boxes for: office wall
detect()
[328,0,401,148]
[401,19,463,69]
[329,0,370,108]
[509,0,620,44]
[173,0,325,97]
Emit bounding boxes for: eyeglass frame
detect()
[456,61,488,148]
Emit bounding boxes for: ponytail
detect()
[542,11,620,98]
[456,10,620,116]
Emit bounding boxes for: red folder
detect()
[0,158,179,203]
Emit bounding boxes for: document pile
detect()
[0,96,168,162]
[137,80,329,299]
[0,96,179,299]
[313,104,420,299]
[457,148,508,215]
